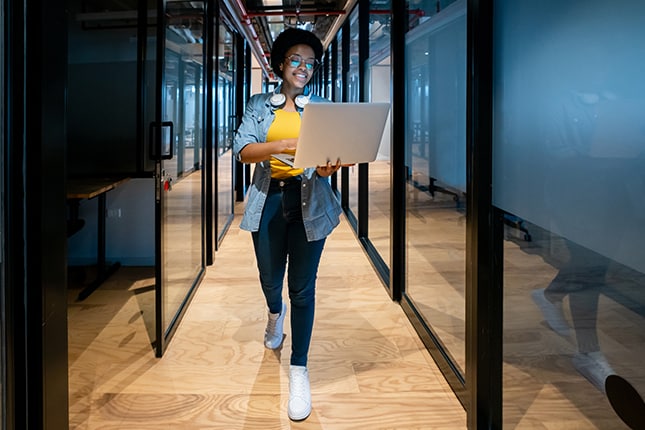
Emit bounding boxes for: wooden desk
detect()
[67,177,130,301]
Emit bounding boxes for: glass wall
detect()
[347,7,360,220]
[162,41,203,179]
[160,1,205,341]
[67,0,146,177]
[181,64,202,174]
[215,23,235,243]
[494,2,645,428]
[324,46,333,99]
[367,2,392,271]
[163,52,180,179]
[334,28,343,103]
[404,0,467,375]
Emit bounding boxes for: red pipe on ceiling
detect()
[232,0,272,75]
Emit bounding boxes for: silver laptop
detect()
[272,102,390,168]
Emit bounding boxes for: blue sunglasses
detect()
[285,54,319,71]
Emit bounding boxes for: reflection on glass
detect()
[218,150,233,239]
[162,2,204,335]
[404,0,467,375]
[216,24,235,242]
[182,65,202,174]
[324,48,332,98]
[502,220,645,427]
[408,0,460,31]
[163,53,180,179]
[347,7,360,219]
[335,29,343,103]
[368,3,392,269]
[494,1,645,427]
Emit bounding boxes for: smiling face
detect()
[280,43,316,94]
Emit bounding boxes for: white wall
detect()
[251,55,264,95]
[371,63,391,159]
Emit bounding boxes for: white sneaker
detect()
[531,288,570,337]
[288,365,312,421]
[264,302,286,349]
[572,351,615,393]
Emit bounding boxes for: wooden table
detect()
[67,177,130,301]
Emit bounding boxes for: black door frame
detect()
[4,0,69,428]
[152,0,207,357]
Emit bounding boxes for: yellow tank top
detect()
[267,110,304,179]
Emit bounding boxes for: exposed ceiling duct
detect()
[222,0,274,78]
[223,0,357,80]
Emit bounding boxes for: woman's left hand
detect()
[316,160,342,177]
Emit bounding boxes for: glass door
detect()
[152,0,205,356]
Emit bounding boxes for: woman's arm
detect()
[238,138,298,164]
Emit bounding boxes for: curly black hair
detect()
[270,28,323,79]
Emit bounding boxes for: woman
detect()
[233,28,342,421]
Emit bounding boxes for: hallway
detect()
[68,212,467,429]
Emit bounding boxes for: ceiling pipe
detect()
[224,0,273,78]
[321,0,357,48]
[319,5,426,48]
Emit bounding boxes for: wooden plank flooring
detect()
[68,212,467,429]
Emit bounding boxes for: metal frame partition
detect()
[152,0,166,357]
[3,4,21,427]
[205,0,216,265]
[389,0,406,304]
[355,0,369,240]
[339,19,351,212]
[234,40,251,203]
[330,38,339,192]
[465,0,502,427]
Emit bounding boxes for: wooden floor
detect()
[68,211,467,429]
[68,164,644,429]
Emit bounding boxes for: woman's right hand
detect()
[238,138,298,163]
[280,138,298,153]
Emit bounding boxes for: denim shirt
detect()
[233,90,342,242]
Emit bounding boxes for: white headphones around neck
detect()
[269,87,311,110]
